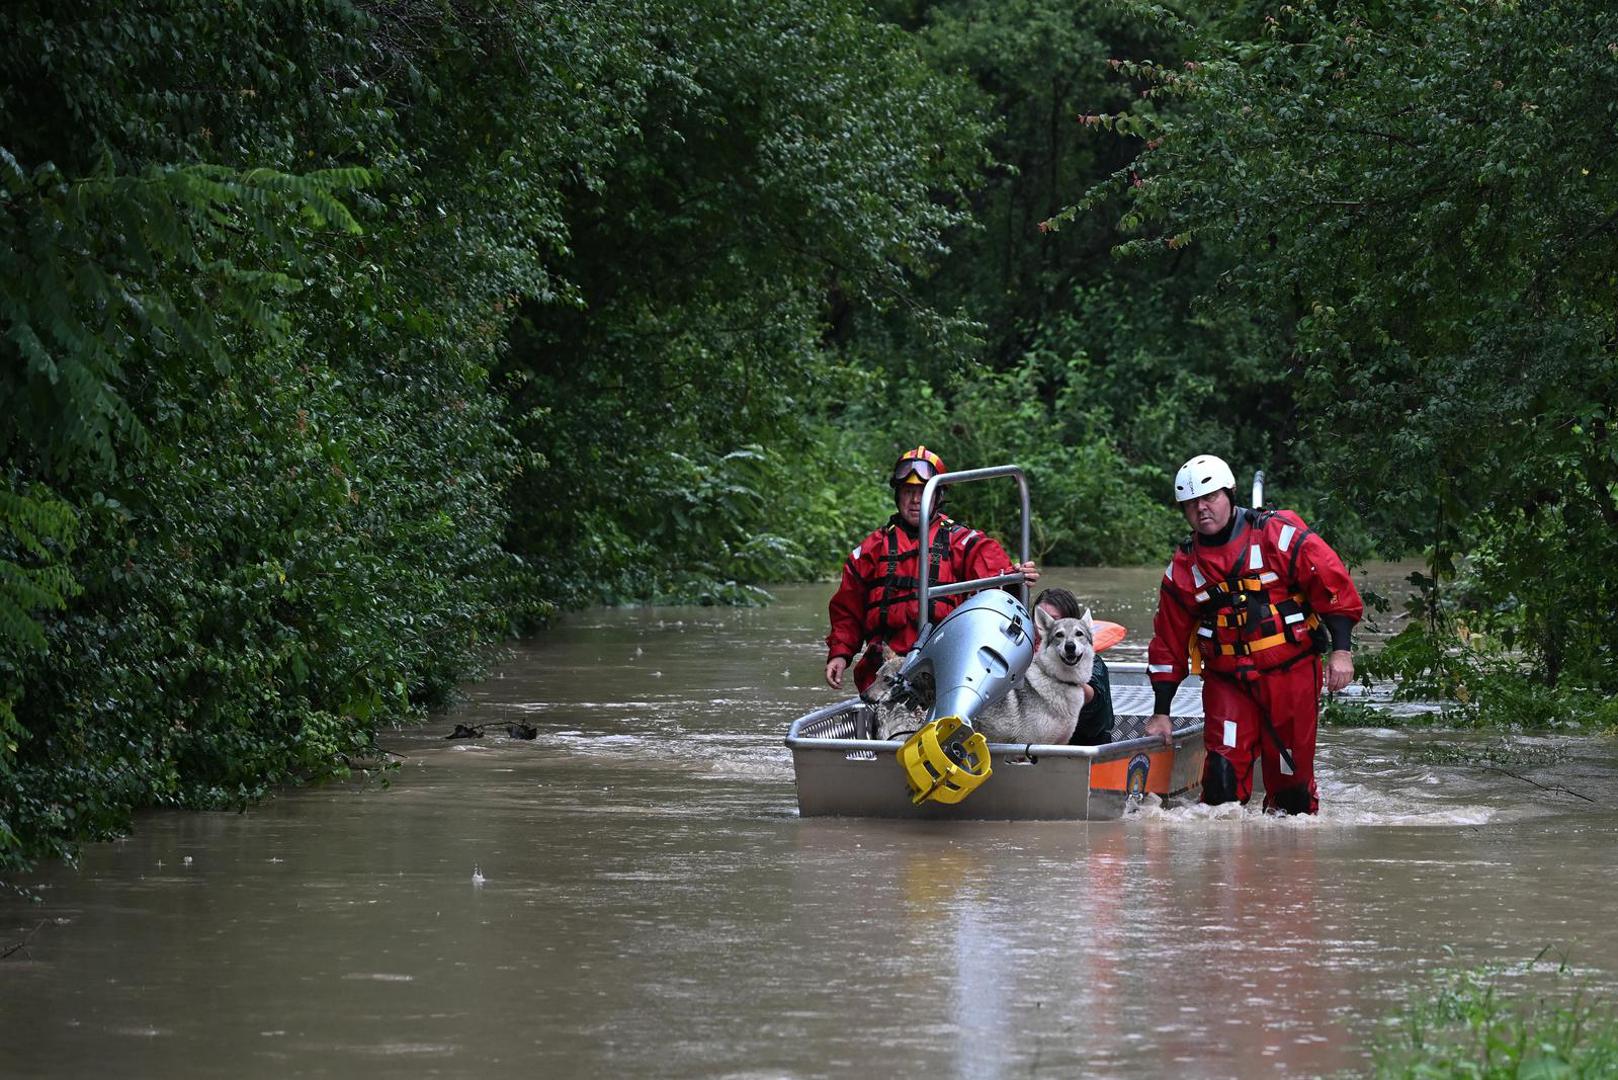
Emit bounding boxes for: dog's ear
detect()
[1079,606,1093,626]
[1035,603,1054,636]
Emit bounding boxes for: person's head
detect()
[890,446,944,528]
[1173,454,1236,536]
[1033,586,1083,620]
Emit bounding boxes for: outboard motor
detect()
[895,581,1034,805]
[887,462,1035,806]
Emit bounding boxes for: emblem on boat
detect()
[1126,753,1151,801]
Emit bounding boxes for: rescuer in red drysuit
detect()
[824,447,1039,695]
[1143,454,1362,814]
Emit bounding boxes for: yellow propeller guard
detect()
[897,715,993,805]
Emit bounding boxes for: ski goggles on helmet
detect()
[891,456,941,487]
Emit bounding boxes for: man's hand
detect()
[825,657,848,690]
[1145,713,1173,746]
[1016,561,1040,584]
[1325,649,1354,693]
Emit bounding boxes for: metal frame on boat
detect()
[785,663,1205,820]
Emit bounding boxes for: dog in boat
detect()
[863,605,1095,745]
[862,646,926,741]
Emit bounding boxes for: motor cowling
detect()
[900,589,1033,728]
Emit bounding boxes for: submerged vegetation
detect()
[1363,956,1618,1079]
[3,1,1616,865]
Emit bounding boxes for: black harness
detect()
[873,518,970,629]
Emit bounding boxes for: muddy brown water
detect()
[5,563,1618,1078]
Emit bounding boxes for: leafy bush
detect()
[1367,957,1618,1079]
[0,0,998,869]
[1070,0,1618,694]
[905,353,1180,564]
[0,0,648,868]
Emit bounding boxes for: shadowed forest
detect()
[3,0,1616,867]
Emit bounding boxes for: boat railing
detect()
[915,464,1030,640]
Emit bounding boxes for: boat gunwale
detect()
[785,701,1203,760]
[784,661,1206,758]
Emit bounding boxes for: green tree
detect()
[1076,0,1618,690]
[0,0,1005,867]
[0,0,658,866]
[499,0,991,605]
[845,1,1299,561]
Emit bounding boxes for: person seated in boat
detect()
[1032,587,1114,745]
[825,446,1039,694]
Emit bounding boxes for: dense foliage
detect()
[1070,0,1618,700]
[0,0,592,864]
[852,0,1335,565]
[0,0,996,869]
[499,0,991,608]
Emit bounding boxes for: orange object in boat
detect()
[1092,620,1126,653]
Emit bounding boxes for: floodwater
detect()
[4,564,1618,1079]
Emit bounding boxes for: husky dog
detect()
[862,646,928,742]
[861,605,1095,745]
[974,604,1095,745]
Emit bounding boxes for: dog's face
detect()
[1035,604,1095,669]
[861,645,905,704]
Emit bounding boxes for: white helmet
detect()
[1173,454,1235,502]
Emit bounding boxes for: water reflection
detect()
[776,821,1351,1079]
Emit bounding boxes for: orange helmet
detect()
[890,446,945,489]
